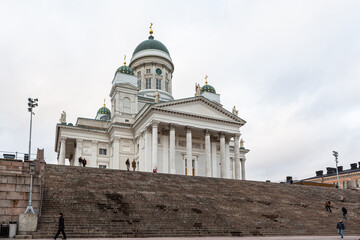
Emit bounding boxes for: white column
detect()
[186,126,192,176]
[220,133,226,178]
[169,124,176,174]
[74,139,83,167]
[109,142,113,169]
[241,158,246,180]
[91,141,98,168]
[234,134,240,180]
[144,128,152,172]
[162,131,169,173]
[211,138,217,177]
[58,137,66,165]
[152,121,159,170]
[139,132,145,171]
[225,137,230,179]
[204,129,211,177]
[113,137,120,169]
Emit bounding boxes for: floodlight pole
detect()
[333,151,340,188]
[28,107,33,161]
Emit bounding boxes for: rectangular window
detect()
[99,148,107,155]
[146,69,151,74]
[165,81,169,92]
[356,179,359,188]
[146,78,151,89]
[137,80,141,89]
[99,165,106,169]
[137,71,141,77]
[156,78,161,89]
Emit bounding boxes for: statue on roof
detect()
[154,90,160,103]
[232,106,238,116]
[240,138,244,148]
[60,111,66,123]
[195,83,201,96]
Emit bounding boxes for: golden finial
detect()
[103,98,106,107]
[205,75,208,85]
[123,55,126,66]
[149,22,153,36]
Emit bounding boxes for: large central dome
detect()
[133,36,170,56]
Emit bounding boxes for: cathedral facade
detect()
[55,26,249,180]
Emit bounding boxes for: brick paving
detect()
[26,237,360,240]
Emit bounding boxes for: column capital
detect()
[151,120,160,127]
[234,133,241,139]
[219,131,226,138]
[113,136,121,142]
[60,137,67,142]
[185,126,193,132]
[240,158,246,163]
[76,139,83,144]
[225,137,231,143]
[91,140,98,145]
[204,129,211,136]
[169,123,177,130]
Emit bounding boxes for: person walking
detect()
[131,159,136,171]
[125,159,130,171]
[336,219,345,238]
[53,213,66,239]
[82,158,87,167]
[342,207,348,220]
[325,199,332,213]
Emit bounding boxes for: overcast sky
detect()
[1,0,359,182]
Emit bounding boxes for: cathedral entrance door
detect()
[184,157,195,176]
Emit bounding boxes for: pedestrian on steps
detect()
[336,219,345,238]
[126,158,130,171]
[340,194,345,202]
[325,199,332,212]
[132,159,136,171]
[82,158,87,167]
[53,213,66,239]
[342,206,348,220]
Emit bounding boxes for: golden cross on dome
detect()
[149,22,153,36]
[104,98,106,107]
[205,75,208,85]
[123,55,126,66]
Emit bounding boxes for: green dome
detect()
[116,65,134,75]
[201,84,216,94]
[133,36,170,56]
[97,106,111,115]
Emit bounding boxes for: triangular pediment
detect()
[154,97,245,124]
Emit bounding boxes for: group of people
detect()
[125,158,137,171]
[324,194,349,239]
[78,157,87,167]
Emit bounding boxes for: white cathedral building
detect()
[55,26,249,180]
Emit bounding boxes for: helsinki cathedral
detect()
[55,24,249,180]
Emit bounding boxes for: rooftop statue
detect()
[60,111,66,123]
[195,83,201,96]
[154,90,160,103]
[232,106,238,116]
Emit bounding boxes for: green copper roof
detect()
[116,65,134,75]
[97,106,111,115]
[201,84,216,94]
[133,36,170,56]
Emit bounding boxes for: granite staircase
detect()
[32,164,360,238]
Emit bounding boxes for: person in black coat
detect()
[336,219,345,239]
[342,206,348,220]
[53,213,66,239]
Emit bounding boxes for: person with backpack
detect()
[125,159,130,171]
[336,219,345,238]
[342,207,348,220]
[325,199,332,212]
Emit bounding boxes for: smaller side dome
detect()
[97,106,111,115]
[201,84,216,94]
[115,65,134,75]
[96,100,111,121]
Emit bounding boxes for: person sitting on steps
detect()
[325,199,332,212]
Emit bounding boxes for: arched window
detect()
[123,97,131,113]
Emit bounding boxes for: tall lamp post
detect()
[24,161,35,214]
[333,151,340,188]
[27,98,38,161]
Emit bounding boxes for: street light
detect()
[27,98,38,161]
[333,151,340,188]
[24,161,35,214]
